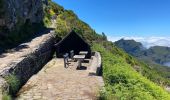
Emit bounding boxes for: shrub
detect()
[2,93,12,100]
[4,74,20,95]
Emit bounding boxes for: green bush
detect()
[2,93,12,100]
[4,74,20,95]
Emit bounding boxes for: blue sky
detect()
[53,0,170,37]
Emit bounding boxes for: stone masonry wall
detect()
[0,31,55,97]
[94,52,102,75]
[89,52,102,76]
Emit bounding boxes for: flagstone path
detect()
[16,58,104,100]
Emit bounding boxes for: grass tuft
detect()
[2,93,12,100]
[4,74,20,95]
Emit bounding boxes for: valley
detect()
[115,39,170,67]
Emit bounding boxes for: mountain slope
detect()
[46,1,170,99]
[44,0,106,44]
[115,39,170,66]
[92,43,170,99]
[1,0,170,99]
[145,46,170,65]
[115,39,170,78]
[114,39,144,57]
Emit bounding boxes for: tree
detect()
[102,32,107,40]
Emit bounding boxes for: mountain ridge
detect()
[115,39,170,66]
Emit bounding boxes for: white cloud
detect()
[108,36,170,48]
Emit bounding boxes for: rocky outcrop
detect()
[0,0,47,34]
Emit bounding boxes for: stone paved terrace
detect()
[0,31,54,71]
[16,58,104,100]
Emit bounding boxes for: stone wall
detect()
[0,31,55,97]
[95,52,102,75]
[89,52,102,76]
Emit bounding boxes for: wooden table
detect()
[79,51,88,55]
[73,55,85,69]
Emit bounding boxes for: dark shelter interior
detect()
[55,31,91,58]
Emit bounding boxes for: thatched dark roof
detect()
[55,30,91,58]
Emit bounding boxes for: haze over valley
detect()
[109,36,170,48]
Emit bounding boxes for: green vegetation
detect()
[46,1,170,99]
[115,39,144,57]
[93,41,170,86]
[45,1,106,44]
[43,0,64,26]
[1,0,170,99]
[115,39,170,65]
[4,74,20,95]
[115,39,170,83]
[55,10,102,44]
[92,43,170,100]
[146,46,170,64]
[2,93,12,100]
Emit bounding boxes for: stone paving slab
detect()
[16,58,104,100]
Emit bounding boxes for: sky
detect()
[53,0,170,47]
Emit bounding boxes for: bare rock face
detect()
[0,0,47,34]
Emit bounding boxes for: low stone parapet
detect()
[89,52,102,76]
[0,30,55,97]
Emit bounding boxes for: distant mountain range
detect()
[109,37,170,48]
[115,39,170,67]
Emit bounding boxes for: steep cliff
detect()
[0,0,48,52]
[0,0,47,34]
